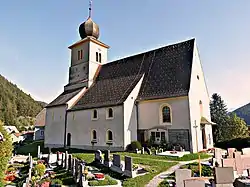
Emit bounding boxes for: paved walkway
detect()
[145,158,212,187]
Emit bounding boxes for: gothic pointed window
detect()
[162,105,171,123]
[107,130,113,142]
[199,100,203,116]
[92,130,97,141]
[99,53,102,63]
[96,52,98,62]
[106,108,114,119]
[92,109,98,120]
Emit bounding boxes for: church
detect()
[44,6,214,153]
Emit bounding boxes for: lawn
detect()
[72,153,178,187]
[15,140,49,157]
[116,152,211,161]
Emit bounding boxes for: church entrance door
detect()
[201,125,207,149]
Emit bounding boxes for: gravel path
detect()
[145,158,211,187]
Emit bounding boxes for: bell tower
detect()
[64,0,109,91]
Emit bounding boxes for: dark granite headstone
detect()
[95,150,102,162]
[113,154,121,167]
[68,154,72,171]
[104,150,110,167]
[124,156,133,177]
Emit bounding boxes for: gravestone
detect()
[75,159,79,182]
[175,169,192,187]
[227,148,236,158]
[124,156,133,177]
[61,153,64,167]
[214,148,223,166]
[242,148,250,155]
[29,156,33,168]
[56,152,60,166]
[72,158,75,175]
[222,158,236,170]
[214,167,234,184]
[234,152,244,174]
[184,179,205,187]
[79,164,83,187]
[37,146,40,158]
[65,151,68,170]
[111,154,122,173]
[104,150,110,167]
[68,154,72,171]
[242,155,250,170]
[145,147,151,155]
[141,147,144,154]
[95,150,102,163]
[135,148,139,154]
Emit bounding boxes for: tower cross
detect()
[89,0,92,18]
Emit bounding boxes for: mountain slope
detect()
[0,74,43,125]
[232,103,250,126]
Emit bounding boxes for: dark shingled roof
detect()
[46,88,83,108]
[71,38,195,110]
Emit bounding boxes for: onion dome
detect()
[79,17,100,40]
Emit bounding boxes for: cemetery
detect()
[10,141,250,187]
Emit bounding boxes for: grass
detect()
[16,140,49,157]
[122,159,177,187]
[72,153,177,187]
[116,152,211,161]
[88,176,118,186]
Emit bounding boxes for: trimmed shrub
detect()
[126,141,142,151]
[215,137,250,150]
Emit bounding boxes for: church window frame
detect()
[160,104,172,125]
[99,53,102,63]
[96,52,99,62]
[106,108,114,119]
[106,129,113,142]
[91,129,97,142]
[92,109,98,120]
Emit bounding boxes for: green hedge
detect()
[215,137,250,150]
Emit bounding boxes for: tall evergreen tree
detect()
[210,93,229,142]
[0,120,13,186]
[210,93,249,142]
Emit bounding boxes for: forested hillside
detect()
[0,74,43,127]
[233,103,250,126]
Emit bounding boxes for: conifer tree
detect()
[0,120,13,186]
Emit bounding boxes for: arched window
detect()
[107,130,113,142]
[67,133,71,146]
[92,130,97,141]
[96,52,98,62]
[106,108,114,119]
[199,100,203,116]
[99,53,102,63]
[162,105,171,123]
[92,109,98,120]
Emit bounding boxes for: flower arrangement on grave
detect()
[94,173,105,180]
[4,174,16,182]
[34,163,46,178]
[132,164,139,171]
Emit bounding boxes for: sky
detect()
[0,1,250,111]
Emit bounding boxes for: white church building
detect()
[44,7,214,153]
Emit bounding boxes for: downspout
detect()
[63,104,68,148]
[135,101,139,141]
